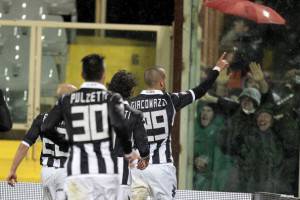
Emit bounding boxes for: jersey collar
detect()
[140,90,163,95]
[80,82,107,90]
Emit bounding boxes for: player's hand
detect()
[216,52,229,71]
[216,69,231,85]
[137,156,149,170]
[125,150,140,168]
[194,157,208,172]
[7,171,17,187]
[249,62,264,82]
[200,93,218,103]
[285,69,300,79]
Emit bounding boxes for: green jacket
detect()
[193,103,233,191]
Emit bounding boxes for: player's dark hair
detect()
[81,54,105,81]
[108,70,137,99]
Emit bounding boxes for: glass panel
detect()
[0,26,31,124]
[193,2,300,197]
[39,28,157,111]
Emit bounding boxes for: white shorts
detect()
[65,174,119,200]
[131,163,177,200]
[117,157,131,200]
[41,166,67,200]
[117,185,131,200]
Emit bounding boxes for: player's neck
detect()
[146,85,162,91]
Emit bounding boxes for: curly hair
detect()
[108,70,137,99]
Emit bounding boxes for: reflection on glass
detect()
[40,28,157,113]
[194,4,300,196]
[0,26,30,123]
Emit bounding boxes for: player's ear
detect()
[100,73,105,84]
[81,71,85,80]
[159,80,165,89]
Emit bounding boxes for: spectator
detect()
[193,102,233,191]
[268,71,300,196]
[214,88,261,192]
[241,105,284,193]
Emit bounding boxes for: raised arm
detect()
[7,114,43,186]
[249,62,269,94]
[6,144,28,186]
[172,52,229,110]
[0,90,12,131]
[201,93,240,116]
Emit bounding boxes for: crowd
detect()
[193,18,300,196]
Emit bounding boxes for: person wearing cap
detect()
[200,87,262,192]
[218,87,263,192]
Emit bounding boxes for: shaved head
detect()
[144,67,166,89]
[56,83,77,98]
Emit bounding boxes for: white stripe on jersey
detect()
[53,159,60,168]
[169,137,174,163]
[42,157,48,166]
[167,93,176,126]
[117,157,124,185]
[188,89,196,102]
[159,140,167,163]
[171,109,176,126]
[56,127,67,134]
[55,144,69,157]
[149,143,157,164]
[72,146,81,175]
[56,127,68,140]
[21,141,30,147]
[101,141,114,174]
[85,143,99,174]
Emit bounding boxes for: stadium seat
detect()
[42,0,76,16]
[0,10,7,53]
[7,90,28,122]
[42,15,67,56]
[0,32,30,123]
[0,0,11,13]
[0,1,5,12]
[6,0,47,20]
[0,33,30,91]
[41,55,59,97]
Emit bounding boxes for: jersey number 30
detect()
[71,104,109,142]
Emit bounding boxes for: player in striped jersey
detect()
[41,54,133,200]
[108,70,150,200]
[130,53,229,199]
[7,83,77,200]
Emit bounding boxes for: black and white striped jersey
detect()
[114,102,149,158]
[22,113,68,168]
[41,82,132,176]
[130,69,220,164]
[114,102,149,185]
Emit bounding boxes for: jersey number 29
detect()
[143,109,169,142]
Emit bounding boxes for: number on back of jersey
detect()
[71,104,109,142]
[143,109,169,142]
